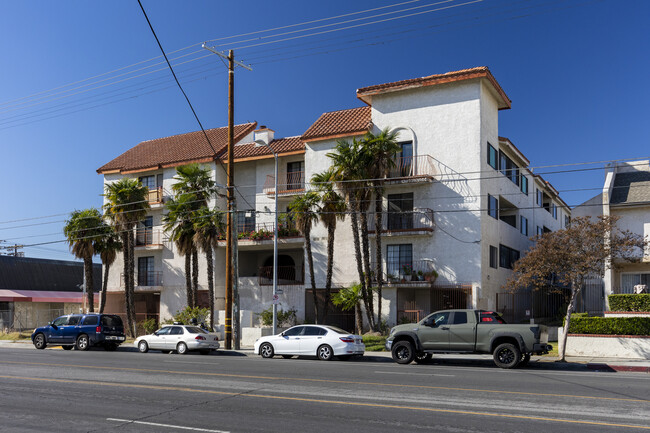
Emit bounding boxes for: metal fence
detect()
[1,308,66,332]
[396,284,473,324]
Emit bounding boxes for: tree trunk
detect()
[120,231,133,338]
[559,286,580,362]
[359,210,376,331]
[349,198,368,333]
[84,257,94,313]
[192,248,199,308]
[127,230,136,336]
[374,186,384,331]
[321,223,335,324]
[306,226,319,324]
[185,253,193,308]
[207,246,215,330]
[354,302,363,335]
[99,263,110,314]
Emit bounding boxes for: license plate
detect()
[106,336,125,341]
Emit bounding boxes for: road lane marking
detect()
[106,418,228,432]
[374,371,455,377]
[0,375,647,430]
[1,360,647,403]
[163,361,219,366]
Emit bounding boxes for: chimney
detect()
[254,126,275,146]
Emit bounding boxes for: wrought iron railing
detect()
[263,171,305,195]
[387,155,437,179]
[367,208,434,232]
[135,228,163,246]
[258,266,304,286]
[121,271,163,287]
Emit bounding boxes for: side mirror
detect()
[50,323,58,330]
[153,331,159,336]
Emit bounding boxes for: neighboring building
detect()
[0,256,101,330]
[573,160,650,304]
[97,66,569,327]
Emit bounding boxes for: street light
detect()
[255,140,279,335]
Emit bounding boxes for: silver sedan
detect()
[134,324,220,355]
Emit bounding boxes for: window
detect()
[156,327,171,335]
[82,316,98,326]
[137,256,155,286]
[286,161,304,190]
[565,215,571,228]
[101,315,123,327]
[536,189,543,207]
[488,194,498,219]
[487,143,498,170]
[282,326,304,337]
[169,327,184,335]
[499,244,520,269]
[521,175,528,195]
[489,246,498,269]
[387,244,413,279]
[552,203,557,219]
[499,151,519,186]
[303,326,327,336]
[451,311,467,325]
[537,226,543,237]
[387,193,414,230]
[620,273,650,294]
[520,216,528,236]
[238,210,256,233]
[424,311,450,327]
[479,311,506,324]
[138,175,156,189]
[52,316,68,326]
[67,316,81,326]
[398,141,414,177]
[137,216,154,245]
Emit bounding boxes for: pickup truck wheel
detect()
[414,352,432,364]
[518,353,531,367]
[392,341,415,364]
[493,343,521,369]
[33,333,47,350]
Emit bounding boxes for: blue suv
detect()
[31,313,126,351]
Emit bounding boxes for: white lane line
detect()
[106,418,229,432]
[163,360,218,365]
[375,370,455,377]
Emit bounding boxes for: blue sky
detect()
[0,0,648,261]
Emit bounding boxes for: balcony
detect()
[135,228,164,250]
[367,208,434,235]
[372,259,438,287]
[217,222,304,250]
[386,155,437,184]
[146,186,164,205]
[120,271,163,288]
[257,265,304,287]
[263,171,305,197]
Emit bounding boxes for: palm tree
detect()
[288,192,321,322]
[95,224,123,314]
[331,283,363,335]
[363,128,400,328]
[63,208,104,313]
[194,207,224,330]
[104,178,150,337]
[327,139,377,331]
[311,168,346,323]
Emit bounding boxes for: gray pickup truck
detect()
[386,309,552,368]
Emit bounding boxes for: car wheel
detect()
[61,345,73,351]
[493,343,521,369]
[282,355,293,359]
[414,352,432,364]
[518,353,531,367]
[317,344,333,361]
[391,341,415,364]
[76,334,90,351]
[260,343,274,358]
[33,333,47,350]
[177,342,188,355]
[138,340,149,353]
[200,350,210,355]
[104,343,118,352]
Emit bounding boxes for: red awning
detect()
[0,290,98,303]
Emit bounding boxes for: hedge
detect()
[568,316,650,336]
[608,294,650,312]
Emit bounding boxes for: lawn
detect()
[362,335,387,352]
[0,331,32,341]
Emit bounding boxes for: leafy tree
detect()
[94,224,122,314]
[63,208,105,312]
[288,192,321,322]
[104,178,150,337]
[311,168,346,323]
[194,207,224,330]
[506,216,649,361]
[331,283,364,334]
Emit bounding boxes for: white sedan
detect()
[254,324,365,360]
[134,324,220,355]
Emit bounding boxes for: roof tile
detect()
[222,136,304,160]
[301,106,371,141]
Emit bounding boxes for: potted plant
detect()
[416,270,424,281]
[423,269,439,282]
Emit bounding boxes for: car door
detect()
[299,326,326,355]
[447,311,476,352]
[47,316,68,343]
[273,326,304,354]
[79,315,99,343]
[148,326,171,350]
[167,326,185,350]
[418,311,451,351]
[61,315,82,344]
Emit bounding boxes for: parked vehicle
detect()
[134,324,220,355]
[31,313,126,351]
[254,325,365,361]
[386,309,552,369]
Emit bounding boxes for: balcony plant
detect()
[423,269,439,282]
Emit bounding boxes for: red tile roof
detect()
[301,106,371,141]
[222,136,304,160]
[357,67,511,109]
[97,123,257,174]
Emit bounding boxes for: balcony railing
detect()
[120,271,163,287]
[135,228,163,246]
[370,259,437,284]
[263,171,305,195]
[258,266,304,286]
[367,208,434,233]
[146,186,164,204]
[387,155,437,181]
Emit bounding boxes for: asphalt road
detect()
[0,346,649,433]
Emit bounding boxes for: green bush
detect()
[140,317,158,335]
[608,294,650,312]
[362,335,387,351]
[164,306,210,326]
[257,305,297,327]
[568,316,650,336]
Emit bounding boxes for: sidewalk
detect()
[1,340,648,372]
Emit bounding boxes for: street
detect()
[0,347,648,432]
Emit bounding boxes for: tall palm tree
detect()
[63,208,104,313]
[311,168,346,324]
[363,128,400,328]
[331,283,363,335]
[95,224,123,314]
[288,192,321,323]
[327,138,377,331]
[104,178,150,337]
[193,207,224,330]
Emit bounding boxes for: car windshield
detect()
[101,315,123,327]
[324,326,350,335]
[185,326,208,334]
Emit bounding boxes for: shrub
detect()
[257,305,297,327]
[608,294,650,312]
[164,306,210,326]
[140,317,158,335]
[568,316,650,336]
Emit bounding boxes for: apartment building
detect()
[97,66,569,327]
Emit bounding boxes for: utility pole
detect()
[202,44,251,350]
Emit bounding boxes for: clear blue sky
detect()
[0,0,648,261]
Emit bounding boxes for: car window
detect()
[156,327,171,335]
[324,326,349,334]
[282,326,304,337]
[433,312,450,326]
[101,315,123,327]
[451,312,467,325]
[479,311,506,324]
[82,315,99,326]
[52,316,68,326]
[185,326,207,334]
[303,326,326,336]
[67,316,82,326]
[169,327,184,335]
